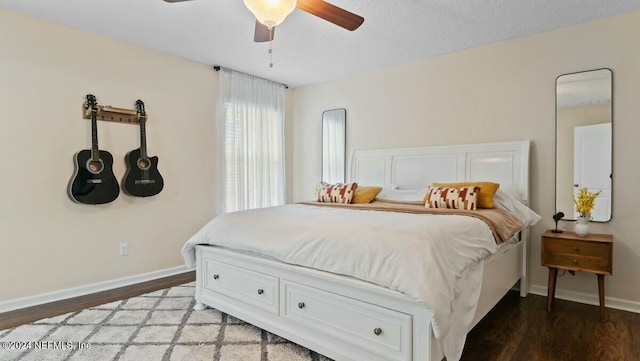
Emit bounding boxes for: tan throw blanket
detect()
[300,200,524,244]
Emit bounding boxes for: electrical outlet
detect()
[119,243,128,256]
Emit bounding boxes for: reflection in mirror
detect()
[556,69,612,222]
[322,109,346,184]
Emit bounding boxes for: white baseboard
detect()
[0,265,191,314]
[529,285,640,314]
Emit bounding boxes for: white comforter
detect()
[182,203,500,361]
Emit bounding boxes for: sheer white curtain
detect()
[218,69,285,213]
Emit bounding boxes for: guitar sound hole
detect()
[137,158,151,171]
[86,159,104,174]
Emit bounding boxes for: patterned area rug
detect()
[0,282,332,361]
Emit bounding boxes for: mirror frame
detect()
[555,68,613,222]
[321,108,346,184]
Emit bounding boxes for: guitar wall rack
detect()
[82,103,145,124]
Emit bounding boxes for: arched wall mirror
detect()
[555,68,612,222]
[322,108,346,184]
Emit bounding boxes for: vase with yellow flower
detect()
[573,187,601,236]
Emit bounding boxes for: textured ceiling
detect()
[2,0,640,88]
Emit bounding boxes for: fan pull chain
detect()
[268,40,274,68]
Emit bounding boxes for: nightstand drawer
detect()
[541,230,613,320]
[543,238,610,258]
[543,252,611,274]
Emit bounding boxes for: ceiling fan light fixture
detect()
[243,0,297,28]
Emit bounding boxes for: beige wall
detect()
[292,12,640,305]
[0,9,220,300]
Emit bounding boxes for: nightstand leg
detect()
[598,274,605,321]
[547,267,558,312]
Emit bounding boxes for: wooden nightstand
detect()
[541,230,613,320]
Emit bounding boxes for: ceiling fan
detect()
[163,0,364,42]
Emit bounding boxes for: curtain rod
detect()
[213,66,289,89]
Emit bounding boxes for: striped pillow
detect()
[424,186,481,210]
[431,181,500,208]
[317,182,358,204]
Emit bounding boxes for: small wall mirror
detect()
[322,108,346,184]
[555,68,612,222]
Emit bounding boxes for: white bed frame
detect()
[194,140,531,361]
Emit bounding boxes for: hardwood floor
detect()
[2,277,639,361]
[0,271,195,331]
[462,291,640,361]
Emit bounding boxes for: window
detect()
[218,69,285,212]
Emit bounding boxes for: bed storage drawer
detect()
[282,281,412,361]
[203,258,279,314]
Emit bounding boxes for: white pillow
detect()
[376,188,428,202]
[493,188,541,227]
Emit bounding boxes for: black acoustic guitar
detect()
[122,100,164,197]
[69,94,120,204]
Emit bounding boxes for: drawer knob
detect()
[213,274,219,280]
[257,289,264,295]
[572,259,578,264]
[298,302,305,309]
[374,328,382,336]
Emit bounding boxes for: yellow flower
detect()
[573,187,601,217]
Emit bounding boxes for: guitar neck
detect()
[90,110,100,161]
[139,116,148,159]
[135,99,149,160]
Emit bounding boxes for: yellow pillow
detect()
[352,186,383,204]
[427,181,500,208]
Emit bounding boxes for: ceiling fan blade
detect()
[162,0,192,3]
[254,20,275,42]
[296,0,364,31]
